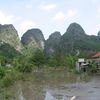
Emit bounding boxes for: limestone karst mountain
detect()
[60,23,100,56]
[21,29,45,56]
[45,31,61,55]
[0,23,100,58]
[0,24,22,51]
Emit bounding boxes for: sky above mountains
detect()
[0,0,100,39]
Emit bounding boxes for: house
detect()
[89,52,100,67]
[76,58,88,72]
[76,52,100,72]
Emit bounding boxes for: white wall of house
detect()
[78,58,85,62]
[76,58,88,72]
[76,61,80,71]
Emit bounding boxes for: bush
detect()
[1,69,23,87]
[1,73,15,87]
[88,61,97,73]
[31,49,46,68]
[0,67,5,79]
[17,63,33,73]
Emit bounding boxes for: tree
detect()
[48,54,58,67]
[12,57,20,67]
[47,52,65,67]
[0,67,5,79]
[0,55,6,66]
[12,56,33,73]
[88,61,97,72]
[17,62,32,73]
[31,49,45,68]
[66,54,77,69]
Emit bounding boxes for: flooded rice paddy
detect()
[0,70,100,100]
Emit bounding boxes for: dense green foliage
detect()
[88,61,97,72]
[1,69,23,87]
[0,67,5,79]
[31,49,46,68]
[66,54,77,69]
[0,42,20,64]
[16,61,32,73]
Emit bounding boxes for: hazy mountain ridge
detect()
[0,23,100,57]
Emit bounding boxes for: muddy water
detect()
[1,70,100,100]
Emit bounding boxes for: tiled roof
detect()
[91,52,100,58]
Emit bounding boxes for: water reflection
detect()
[18,90,25,100]
[45,91,57,100]
[18,86,25,100]
[1,71,100,100]
[44,76,100,100]
[44,90,76,100]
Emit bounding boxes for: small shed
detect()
[76,58,88,72]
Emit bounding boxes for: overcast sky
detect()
[0,0,100,39]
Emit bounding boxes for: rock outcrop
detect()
[0,24,22,51]
[21,29,45,56]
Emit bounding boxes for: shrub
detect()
[88,61,97,73]
[1,73,15,87]
[1,69,24,87]
[0,67,5,79]
[31,49,46,68]
[17,63,32,73]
